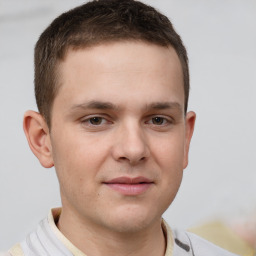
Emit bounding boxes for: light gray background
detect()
[0,0,255,250]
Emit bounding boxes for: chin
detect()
[103,204,161,233]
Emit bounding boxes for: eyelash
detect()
[81,116,111,126]
[81,115,173,128]
[146,116,173,126]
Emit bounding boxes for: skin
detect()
[24,41,196,256]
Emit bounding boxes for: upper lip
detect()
[104,176,153,184]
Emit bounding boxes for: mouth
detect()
[103,176,154,195]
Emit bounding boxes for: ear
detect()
[23,110,54,168]
[183,111,196,169]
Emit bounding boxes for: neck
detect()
[57,207,166,256]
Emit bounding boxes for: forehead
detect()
[54,41,184,112]
[61,41,182,77]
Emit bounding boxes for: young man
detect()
[3,0,237,255]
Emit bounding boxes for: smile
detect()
[103,176,154,195]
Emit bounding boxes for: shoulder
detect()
[186,231,238,256]
[173,229,238,256]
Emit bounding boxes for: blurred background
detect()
[0,0,256,250]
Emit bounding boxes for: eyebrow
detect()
[69,100,183,113]
[146,102,183,112]
[70,101,119,111]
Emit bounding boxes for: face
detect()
[48,41,195,233]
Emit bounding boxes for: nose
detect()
[112,122,150,165]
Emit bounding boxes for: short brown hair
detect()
[35,0,189,127]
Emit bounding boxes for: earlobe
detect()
[183,111,196,169]
[23,110,54,168]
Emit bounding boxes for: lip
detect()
[103,176,154,195]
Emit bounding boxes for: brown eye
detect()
[89,117,103,125]
[152,117,165,125]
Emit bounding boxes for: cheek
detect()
[152,133,185,196]
[153,132,185,168]
[51,132,110,192]
[52,130,106,169]
[52,142,99,209]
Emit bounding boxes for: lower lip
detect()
[105,183,153,195]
